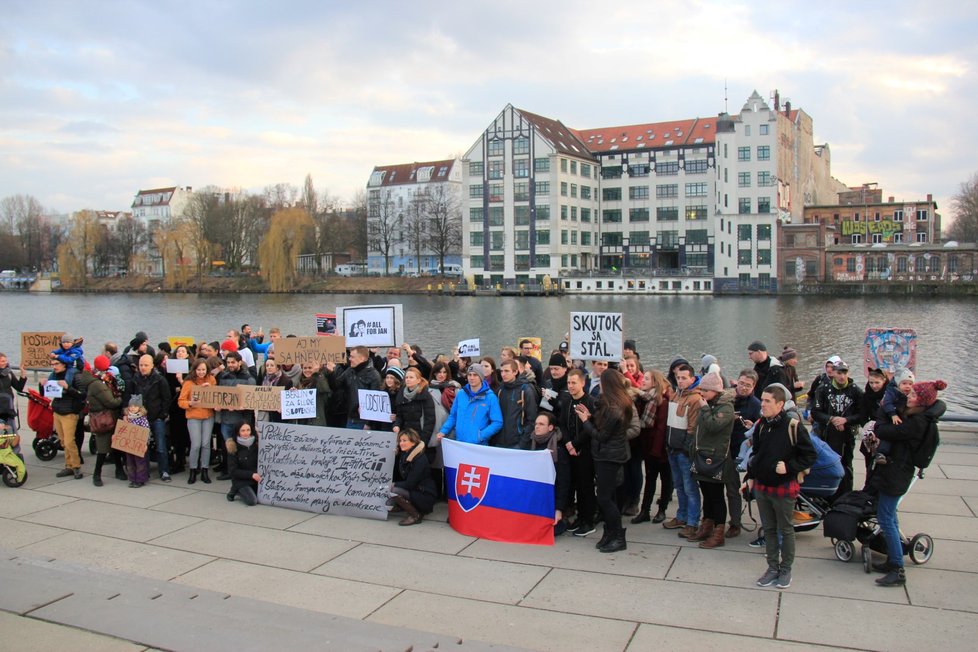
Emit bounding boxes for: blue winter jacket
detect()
[439,380,503,445]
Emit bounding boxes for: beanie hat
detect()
[385,366,405,382]
[780,347,797,362]
[894,368,915,385]
[548,352,565,367]
[624,339,637,351]
[466,363,486,380]
[699,372,724,393]
[220,339,239,352]
[130,335,147,350]
[912,380,946,408]
[700,354,718,373]
[747,341,767,352]
[94,355,111,372]
[61,333,74,343]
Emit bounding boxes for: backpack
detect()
[911,417,940,471]
[788,418,812,483]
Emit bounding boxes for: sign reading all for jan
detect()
[568,312,623,361]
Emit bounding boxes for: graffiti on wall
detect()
[841,220,904,238]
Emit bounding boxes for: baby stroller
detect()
[0,430,28,487]
[21,389,60,461]
[791,432,845,532]
[822,479,934,569]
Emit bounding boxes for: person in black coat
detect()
[226,422,260,506]
[389,429,436,525]
[393,368,435,452]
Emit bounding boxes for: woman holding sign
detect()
[179,358,216,484]
[393,367,435,454]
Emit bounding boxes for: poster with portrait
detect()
[336,304,403,349]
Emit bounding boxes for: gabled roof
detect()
[516,108,594,159]
[134,186,177,196]
[370,159,456,187]
[132,187,178,208]
[573,116,716,153]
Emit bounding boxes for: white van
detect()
[335,263,367,277]
[439,264,463,277]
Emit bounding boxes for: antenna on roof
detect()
[724,78,728,113]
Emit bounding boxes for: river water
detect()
[2,293,974,414]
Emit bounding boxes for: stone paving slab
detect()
[12,462,77,488]
[368,589,635,652]
[778,592,978,651]
[626,622,857,651]
[0,611,147,652]
[905,566,978,612]
[27,530,215,580]
[0,487,76,518]
[289,512,478,554]
[0,516,65,548]
[937,464,978,480]
[896,492,975,517]
[313,543,549,604]
[902,477,978,497]
[899,511,978,542]
[150,490,318,530]
[21,500,203,542]
[173,557,401,619]
[459,536,678,579]
[521,567,779,638]
[36,475,197,509]
[151,519,358,572]
[910,537,978,573]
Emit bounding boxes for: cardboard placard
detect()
[337,304,404,349]
[281,389,316,419]
[316,313,337,336]
[257,422,395,519]
[458,338,480,357]
[569,312,623,361]
[191,385,245,410]
[864,327,917,377]
[241,385,284,412]
[21,332,65,368]
[165,359,189,374]
[358,389,393,422]
[275,336,347,367]
[167,336,196,349]
[112,420,150,456]
[517,336,542,361]
[43,380,62,398]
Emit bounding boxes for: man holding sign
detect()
[49,358,87,479]
[326,346,382,429]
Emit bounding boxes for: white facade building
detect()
[131,186,192,231]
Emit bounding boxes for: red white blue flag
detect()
[442,439,556,545]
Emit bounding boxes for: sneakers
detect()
[677,525,698,539]
[73,469,83,480]
[775,568,791,589]
[161,472,172,483]
[662,517,685,530]
[748,535,766,548]
[651,509,667,524]
[756,568,780,587]
[876,568,906,587]
[630,511,651,524]
[56,468,74,478]
[571,522,596,537]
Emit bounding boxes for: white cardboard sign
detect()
[281,389,317,420]
[458,338,480,357]
[569,312,624,361]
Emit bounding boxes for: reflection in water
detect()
[2,292,974,414]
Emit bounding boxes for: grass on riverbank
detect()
[57,274,449,294]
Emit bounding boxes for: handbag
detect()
[691,424,726,481]
[89,410,116,434]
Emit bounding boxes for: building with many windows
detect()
[130,186,192,232]
[802,184,941,246]
[366,158,463,275]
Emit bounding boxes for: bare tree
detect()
[368,189,400,276]
[424,184,463,275]
[113,216,148,273]
[403,191,428,275]
[1,194,45,269]
[948,172,978,243]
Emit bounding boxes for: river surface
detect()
[2,293,975,414]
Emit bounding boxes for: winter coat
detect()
[330,361,382,419]
[394,386,435,443]
[746,412,817,487]
[178,376,216,421]
[557,391,597,452]
[0,366,27,418]
[872,401,945,496]
[861,382,886,425]
[426,381,458,447]
[812,378,864,455]
[752,355,789,398]
[690,390,736,483]
[48,368,86,415]
[439,381,503,445]
[579,404,630,464]
[732,392,762,457]
[77,371,122,414]
[131,368,170,422]
[634,392,669,462]
[295,372,330,426]
[394,442,436,513]
[666,381,703,452]
[226,436,258,492]
[493,377,538,449]
[217,367,256,426]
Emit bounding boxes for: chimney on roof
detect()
[784,100,791,115]
[889,196,894,203]
[186,186,192,192]
[773,90,780,111]
[926,193,933,202]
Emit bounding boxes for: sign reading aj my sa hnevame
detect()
[568,312,623,361]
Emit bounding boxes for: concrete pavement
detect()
[3,408,978,651]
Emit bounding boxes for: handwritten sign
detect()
[337,304,404,349]
[275,336,347,367]
[517,336,542,361]
[281,389,316,419]
[241,385,284,412]
[167,336,195,349]
[112,420,149,456]
[458,338,480,357]
[316,313,337,336]
[569,312,623,361]
[358,389,392,422]
[21,332,64,368]
[165,359,189,374]
[43,380,62,398]
[257,422,395,519]
[191,385,244,410]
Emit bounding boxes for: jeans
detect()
[668,451,700,526]
[220,421,238,441]
[150,419,169,476]
[187,417,214,469]
[755,490,795,571]
[876,492,904,568]
[346,417,368,430]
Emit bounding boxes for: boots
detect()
[631,510,651,524]
[187,468,197,485]
[93,453,105,487]
[200,468,211,484]
[687,519,714,543]
[595,527,615,549]
[699,524,726,549]
[652,508,667,524]
[599,528,627,553]
[876,567,906,587]
[677,524,698,539]
[395,496,421,526]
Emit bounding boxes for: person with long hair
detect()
[572,367,633,553]
[178,358,216,484]
[226,422,260,506]
[480,356,500,392]
[632,369,673,524]
[388,428,437,526]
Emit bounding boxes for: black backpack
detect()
[911,417,940,472]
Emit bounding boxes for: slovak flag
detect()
[442,438,556,546]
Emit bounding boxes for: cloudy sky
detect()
[2,1,975,222]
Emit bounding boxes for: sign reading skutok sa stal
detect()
[337,304,403,349]
[569,312,623,361]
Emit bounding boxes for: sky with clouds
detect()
[2,0,975,223]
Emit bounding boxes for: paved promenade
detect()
[3,406,978,650]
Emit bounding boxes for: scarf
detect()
[531,426,559,463]
[236,435,255,448]
[637,389,659,427]
[263,372,282,387]
[402,384,420,401]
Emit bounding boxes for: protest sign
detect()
[257,422,395,519]
[112,420,150,457]
[165,358,189,374]
[458,338,480,357]
[43,380,62,398]
[281,389,316,419]
[20,332,64,368]
[358,389,392,422]
[240,385,284,412]
[167,336,195,349]
[191,385,244,410]
[316,313,337,336]
[337,304,403,348]
[517,336,542,361]
[275,336,347,367]
[569,312,623,361]
[864,327,917,377]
